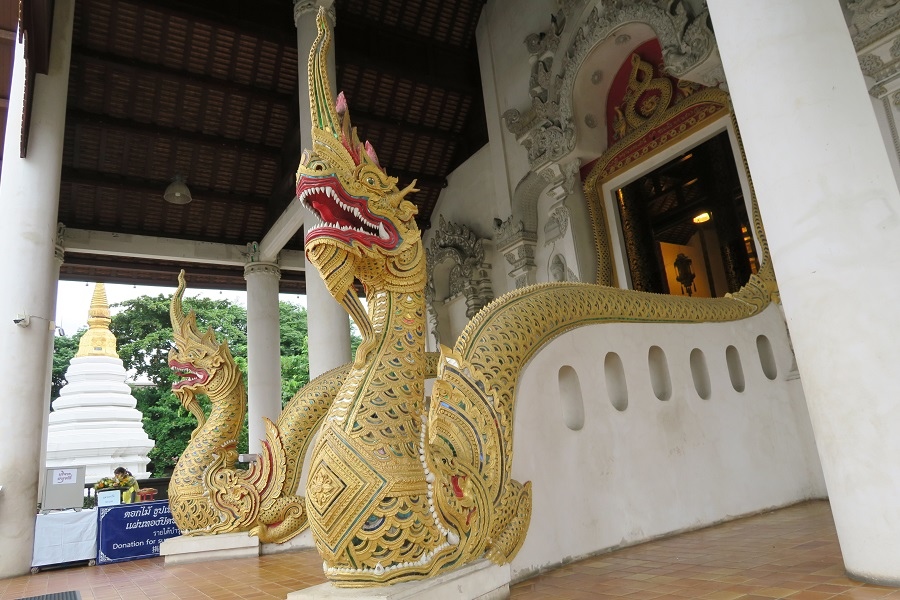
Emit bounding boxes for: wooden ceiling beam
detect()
[336,19,481,97]
[66,108,283,157]
[60,255,308,292]
[72,45,294,106]
[132,0,297,46]
[61,166,271,207]
[349,109,461,143]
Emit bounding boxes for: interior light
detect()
[692,212,711,224]
[164,175,193,205]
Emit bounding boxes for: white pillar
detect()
[38,236,64,501]
[295,0,352,378]
[0,0,74,578]
[244,262,284,455]
[708,0,900,584]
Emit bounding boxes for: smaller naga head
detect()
[168,271,236,423]
[296,9,425,314]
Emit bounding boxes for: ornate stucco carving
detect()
[542,160,580,246]
[544,205,571,245]
[496,171,545,288]
[505,0,724,173]
[426,216,494,321]
[559,1,722,130]
[852,10,900,49]
[503,9,570,170]
[550,254,579,282]
[854,11,900,105]
[860,52,886,76]
[847,0,900,43]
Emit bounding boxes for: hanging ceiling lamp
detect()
[164,175,193,205]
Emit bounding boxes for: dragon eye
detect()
[366,177,375,185]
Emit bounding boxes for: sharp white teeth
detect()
[379,223,389,240]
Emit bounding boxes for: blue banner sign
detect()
[97,500,181,564]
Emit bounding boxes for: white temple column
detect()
[708,0,900,584]
[244,262,284,455]
[38,233,65,500]
[0,0,74,578]
[295,0,352,378]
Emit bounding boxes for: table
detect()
[31,508,98,571]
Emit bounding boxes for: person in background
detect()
[114,467,140,503]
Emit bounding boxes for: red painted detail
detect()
[451,475,466,499]
[296,174,400,250]
[168,359,211,390]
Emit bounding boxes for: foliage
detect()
[51,329,85,401]
[280,302,310,406]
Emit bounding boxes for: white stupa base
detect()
[160,532,259,565]
[47,356,153,482]
[287,560,510,600]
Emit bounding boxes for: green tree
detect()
[51,329,85,401]
[280,301,310,406]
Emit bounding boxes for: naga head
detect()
[296,8,425,326]
[168,271,236,416]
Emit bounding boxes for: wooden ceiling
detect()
[7,0,487,293]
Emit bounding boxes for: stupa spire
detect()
[76,283,118,358]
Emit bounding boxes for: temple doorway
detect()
[614,131,758,297]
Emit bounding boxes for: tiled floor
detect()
[1,501,898,600]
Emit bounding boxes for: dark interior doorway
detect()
[614,131,758,297]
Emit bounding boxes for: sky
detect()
[54,280,307,336]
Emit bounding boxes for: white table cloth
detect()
[32,508,97,567]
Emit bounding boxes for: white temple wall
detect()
[429,145,496,241]
[476,0,554,219]
[510,303,827,580]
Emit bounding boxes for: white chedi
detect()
[45,283,154,483]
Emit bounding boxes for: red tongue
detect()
[309,195,343,225]
[309,193,367,231]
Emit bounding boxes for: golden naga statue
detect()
[296,8,773,586]
[167,271,288,536]
[166,270,439,542]
[164,7,775,587]
[168,271,343,542]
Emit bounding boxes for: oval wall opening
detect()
[648,345,672,401]
[558,365,585,430]
[604,352,628,411]
[690,348,711,400]
[757,335,778,380]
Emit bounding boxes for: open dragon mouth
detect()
[170,360,210,390]
[297,175,399,249]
